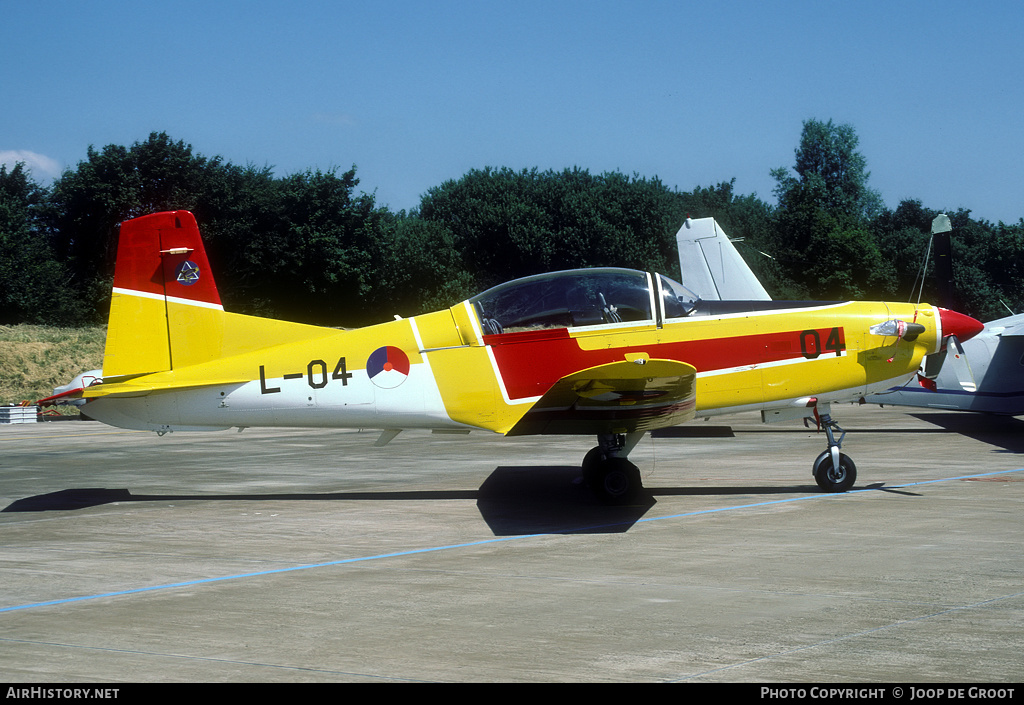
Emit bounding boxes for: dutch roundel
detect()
[366,346,411,388]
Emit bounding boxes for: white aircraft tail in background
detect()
[675,217,771,301]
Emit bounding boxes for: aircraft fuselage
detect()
[84,295,944,435]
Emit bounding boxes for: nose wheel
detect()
[812,411,857,492]
[813,449,857,492]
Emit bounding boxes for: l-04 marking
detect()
[259,357,353,394]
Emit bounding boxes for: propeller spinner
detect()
[928,307,985,391]
[937,307,985,344]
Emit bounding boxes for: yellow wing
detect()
[506,358,697,436]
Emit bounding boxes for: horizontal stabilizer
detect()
[506,358,697,436]
[36,369,102,406]
[80,376,251,399]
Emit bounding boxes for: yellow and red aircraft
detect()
[41,211,984,503]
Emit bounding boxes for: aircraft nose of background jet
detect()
[938,307,985,342]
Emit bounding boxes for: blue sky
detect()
[3,1,1022,223]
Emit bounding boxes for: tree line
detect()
[2,123,1022,329]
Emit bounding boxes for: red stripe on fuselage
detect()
[483,326,844,401]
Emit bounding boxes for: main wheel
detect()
[813,450,857,493]
[581,445,605,487]
[592,457,642,505]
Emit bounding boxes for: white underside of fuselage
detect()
[695,373,917,419]
[84,361,470,434]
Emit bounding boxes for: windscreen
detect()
[659,274,700,320]
[469,268,654,334]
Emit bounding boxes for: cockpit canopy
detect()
[469,267,699,335]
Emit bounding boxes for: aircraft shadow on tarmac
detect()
[476,466,655,534]
[1,466,656,535]
[1,464,897,535]
[910,412,1024,453]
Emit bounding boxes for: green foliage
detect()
[202,166,388,326]
[773,118,883,222]
[872,199,944,302]
[3,122,1022,332]
[417,167,683,291]
[770,119,895,300]
[44,132,226,320]
[370,215,477,318]
[872,200,1024,320]
[944,211,1024,320]
[41,134,394,326]
[0,163,87,324]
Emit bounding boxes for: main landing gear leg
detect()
[812,411,857,492]
[582,432,645,504]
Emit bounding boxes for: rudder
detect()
[104,211,224,378]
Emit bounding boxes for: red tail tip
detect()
[115,211,221,308]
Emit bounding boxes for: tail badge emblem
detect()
[175,261,200,286]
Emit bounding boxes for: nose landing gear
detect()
[812,410,857,492]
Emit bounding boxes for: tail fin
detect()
[103,210,334,381]
[675,217,771,301]
[104,211,225,378]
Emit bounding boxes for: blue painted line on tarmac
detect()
[641,467,1024,524]
[2,467,1021,614]
[0,539,525,614]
